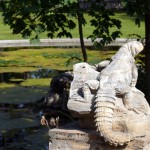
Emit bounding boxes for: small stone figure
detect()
[36,72,73,110]
[82,60,110,103]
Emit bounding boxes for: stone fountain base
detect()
[49,122,150,150]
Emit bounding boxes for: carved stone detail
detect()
[68,41,150,147]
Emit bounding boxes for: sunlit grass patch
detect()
[0,83,16,89]
[20,78,51,87]
[0,48,83,70]
[0,67,37,73]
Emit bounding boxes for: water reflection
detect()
[0,68,66,83]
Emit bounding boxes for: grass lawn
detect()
[0,12,145,40]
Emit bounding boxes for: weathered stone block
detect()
[49,122,150,150]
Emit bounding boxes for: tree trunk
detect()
[77,12,87,62]
[145,13,150,103]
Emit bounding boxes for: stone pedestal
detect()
[49,122,150,150]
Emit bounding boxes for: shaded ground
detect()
[0,79,50,150]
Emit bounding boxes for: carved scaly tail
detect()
[94,92,131,146]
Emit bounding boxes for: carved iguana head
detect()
[111,41,144,60]
[125,41,144,57]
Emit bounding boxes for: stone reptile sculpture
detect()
[68,41,150,148]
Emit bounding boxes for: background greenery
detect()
[0,13,145,40]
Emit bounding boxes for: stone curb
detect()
[0,38,138,48]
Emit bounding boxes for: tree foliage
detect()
[0,0,76,41]
[123,0,150,26]
[123,0,150,101]
[0,0,121,61]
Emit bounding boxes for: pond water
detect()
[0,68,69,150]
[0,68,66,83]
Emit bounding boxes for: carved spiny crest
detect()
[94,112,113,118]
[95,101,115,108]
[94,107,114,113]
[95,117,113,122]
[95,96,116,103]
